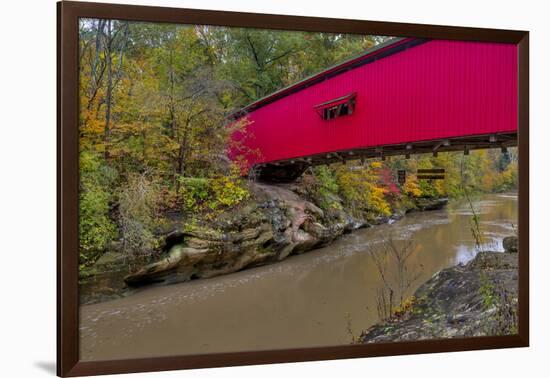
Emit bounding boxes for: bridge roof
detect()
[231,36,427,118]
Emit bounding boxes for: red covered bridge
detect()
[229,37,518,181]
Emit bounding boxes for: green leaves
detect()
[177,173,249,213]
[177,177,210,212]
[79,152,118,264]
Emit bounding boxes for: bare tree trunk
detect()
[141,126,147,165]
[167,46,179,184]
[102,21,129,161]
[176,109,207,178]
[81,19,107,130]
[90,19,106,98]
[103,20,113,161]
[178,122,190,177]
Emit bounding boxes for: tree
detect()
[79,19,130,159]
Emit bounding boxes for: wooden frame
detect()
[57,1,529,376]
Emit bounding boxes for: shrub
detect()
[493,161,518,192]
[310,166,341,211]
[177,167,250,213]
[177,177,210,212]
[336,163,391,217]
[210,175,249,209]
[79,152,118,265]
[79,186,117,265]
[379,167,400,200]
[118,174,161,258]
[403,175,422,198]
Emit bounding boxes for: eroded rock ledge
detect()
[359,238,518,343]
[123,183,369,286]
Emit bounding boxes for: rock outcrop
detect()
[503,236,518,253]
[123,183,367,286]
[411,197,449,212]
[359,247,518,343]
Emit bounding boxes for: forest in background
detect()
[78,19,518,269]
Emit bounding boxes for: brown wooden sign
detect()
[417,174,445,180]
[417,168,445,174]
[417,168,445,180]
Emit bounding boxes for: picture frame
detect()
[57,1,529,376]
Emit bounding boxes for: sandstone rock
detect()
[123,245,209,286]
[503,236,518,253]
[292,229,319,253]
[414,197,449,211]
[92,251,126,273]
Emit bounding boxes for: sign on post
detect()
[397,170,406,184]
[417,168,445,180]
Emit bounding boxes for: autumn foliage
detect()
[303,149,517,221]
[77,19,517,267]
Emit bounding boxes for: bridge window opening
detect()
[323,106,338,120]
[315,93,356,120]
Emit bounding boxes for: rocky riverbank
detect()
[359,236,519,342]
[79,181,447,304]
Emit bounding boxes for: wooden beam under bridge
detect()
[252,132,516,182]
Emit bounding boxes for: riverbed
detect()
[79,193,517,361]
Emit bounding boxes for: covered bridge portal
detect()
[230,37,518,182]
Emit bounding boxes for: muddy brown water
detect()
[79,193,517,361]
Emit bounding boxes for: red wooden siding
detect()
[231,39,518,168]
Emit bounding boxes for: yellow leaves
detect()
[178,168,250,214]
[481,174,495,192]
[210,176,250,208]
[392,296,417,318]
[335,165,391,217]
[369,186,391,216]
[403,175,422,198]
[489,160,517,192]
[80,113,104,135]
[433,179,446,197]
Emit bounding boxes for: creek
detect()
[79,193,517,361]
